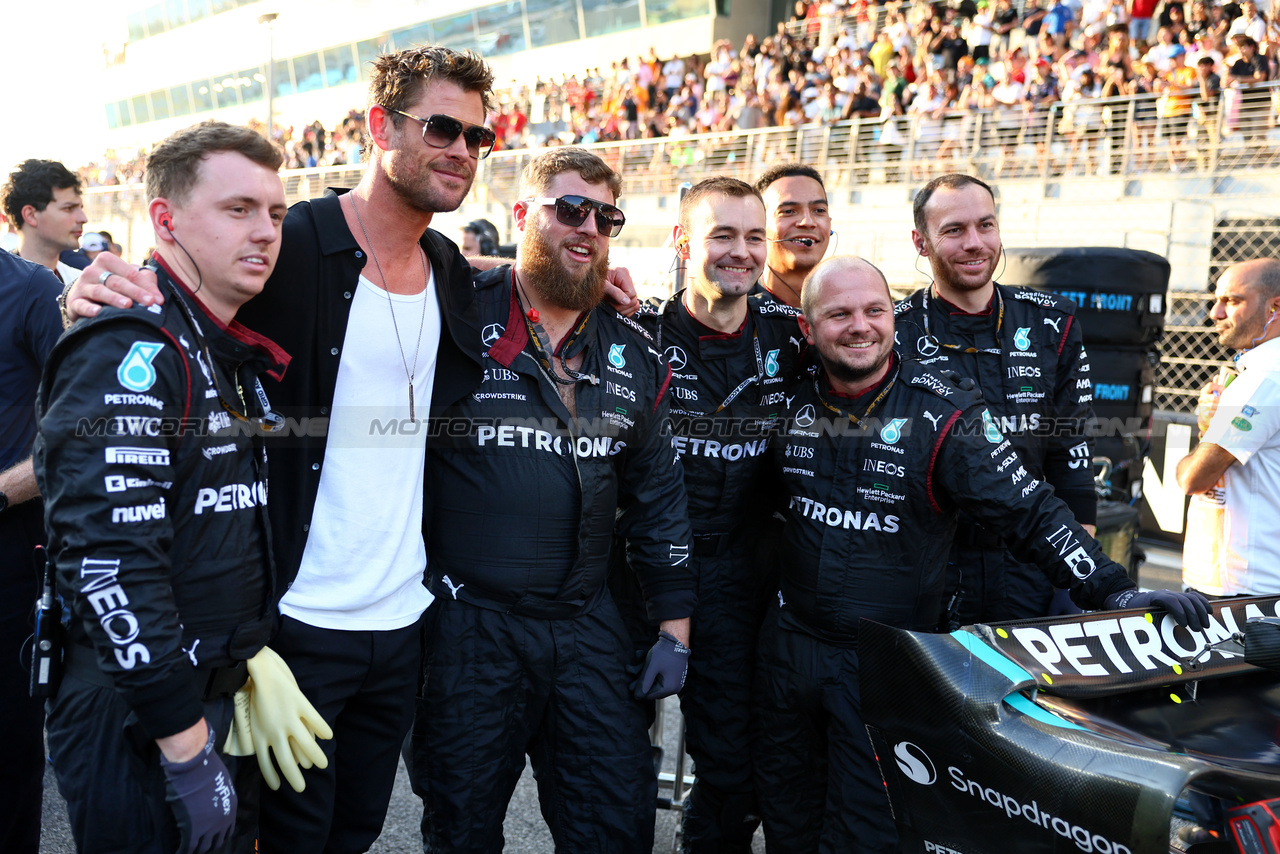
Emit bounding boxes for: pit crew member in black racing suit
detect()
[755,255,1211,854]
[411,148,695,854]
[627,178,806,852]
[34,123,291,854]
[896,174,1098,625]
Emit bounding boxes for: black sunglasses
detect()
[523,195,626,238]
[386,108,497,159]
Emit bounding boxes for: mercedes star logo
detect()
[795,404,816,428]
[482,323,506,347]
[664,345,688,372]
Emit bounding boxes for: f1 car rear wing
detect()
[969,595,1280,698]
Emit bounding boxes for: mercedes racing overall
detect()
[630,290,804,852]
[755,354,1133,854]
[411,266,695,854]
[35,262,288,854]
[894,285,1097,624]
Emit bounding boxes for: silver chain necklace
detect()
[349,193,429,420]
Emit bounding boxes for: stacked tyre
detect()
[1002,247,1170,505]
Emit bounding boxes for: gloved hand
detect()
[635,631,690,700]
[245,646,333,792]
[1048,587,1083,617]
[161,725,237,854]
[1104,588,1212,632]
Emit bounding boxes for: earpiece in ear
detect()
[160,214,173,231]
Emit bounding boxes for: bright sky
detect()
[3,2,119,173]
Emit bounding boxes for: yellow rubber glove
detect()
[244,646,334,793]
[222,683,255,756]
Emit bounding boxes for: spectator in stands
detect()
[1045,0,1078,47]
[1157,45,1198,168]
[0,160,88,285]
[994,0,1022,56]
[78,232,109,261]
[1226,34,1272,138]
[1146,26,1185,70]
[1229,0,1268,43]
[1130,0,1160,42]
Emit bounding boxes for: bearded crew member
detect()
[751,164,832,308]
[35,122,290,854]
[628,177,804,852]
[411,148,695,853]
[895,174,1098,625]
[755,255,1210,853]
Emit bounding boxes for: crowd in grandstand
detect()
[73,0,1278,181]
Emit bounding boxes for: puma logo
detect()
[1043,317,1061,333]
[183,639,200,667]
[923,411,943,430]
[777,590,786,608]
[442,575,465,600]
[790,335,804,352]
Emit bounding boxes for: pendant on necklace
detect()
[409,383,416,421]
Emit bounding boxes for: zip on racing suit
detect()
[34,261,289,853]
[755,353,1135,854]
[894,284,1097,624]
[410,266,695,854]
[621,289,805,852]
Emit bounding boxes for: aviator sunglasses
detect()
[385,108,497,159]
[522,195,627,238]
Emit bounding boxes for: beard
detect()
[823,339,893,386]
[928,240,1002,293]
[520,225,610,312]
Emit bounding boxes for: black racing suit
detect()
[894,284,1097,624]
[411,267,694,854]
[755,354,1134,854]
[624,291,804,852]
[34,262,288,854]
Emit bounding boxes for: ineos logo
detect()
[482,323,505,347]
[795,404,816,428]
[665,346,688,371]
[893,741,937,785]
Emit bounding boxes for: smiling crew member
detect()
[755,254,1210,853]
[35,122,289,854]
[753,165,832,308]
[411,148,694,853]
[895,174,1098,626]
[629,177,804,852]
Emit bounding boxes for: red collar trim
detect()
[153,254,292,381]
[935,287,995,317]
[486,271,531,368]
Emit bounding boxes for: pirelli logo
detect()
[105,446,171,466]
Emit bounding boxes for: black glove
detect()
[161,725,237,854]
[635,631,690,700]
[1104,588,1211,632]
[1047,587,1083,617]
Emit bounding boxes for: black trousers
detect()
[944,535,1055,627]
[752,607,899,854]
[0,501,46,854]
[678,537,771,853]
[256,614,422,854]
[411,593,656,854]
[46,672,244,854]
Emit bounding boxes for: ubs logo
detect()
[665,346,688,371]
[482,323,505,347]
[894,742,937,785]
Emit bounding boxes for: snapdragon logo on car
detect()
[946,765,1132,854]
